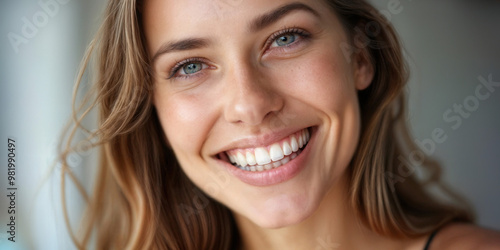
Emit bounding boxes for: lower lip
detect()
[220,128,314,187]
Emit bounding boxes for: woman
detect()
[60,0,500,249]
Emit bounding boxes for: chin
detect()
[240,183,326,229]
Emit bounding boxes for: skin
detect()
[143,0,500,249]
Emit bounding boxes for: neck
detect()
[233,175,414,250]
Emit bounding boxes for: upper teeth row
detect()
[226,129,310,167]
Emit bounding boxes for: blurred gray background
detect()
[0,0,499,249]
[369,0,500,233]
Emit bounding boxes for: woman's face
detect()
[144,0,373,228]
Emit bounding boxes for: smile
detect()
[224,128,310,172]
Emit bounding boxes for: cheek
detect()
[277,48,361,175]
[154,91,213,156]
[154,90,223,191]
[278,48,357,113]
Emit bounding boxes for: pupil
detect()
[184,63,201,74]
[277,34,295,46]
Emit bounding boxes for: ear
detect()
[353,49,374,90]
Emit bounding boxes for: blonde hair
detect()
[60,0,472,249]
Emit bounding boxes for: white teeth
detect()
[269,143,284,161]
[255,147,271,165]
[229,155,237,164]
[246,152,256,166]
[290,136,299,152]
[237,152,247,167]
[282,141,292,156]
[281,157,290,165]
[234,151,300,172]
[226,128,311,171]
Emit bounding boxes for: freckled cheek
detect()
[278,52,355,111]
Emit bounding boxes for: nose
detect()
[223,62,284,126]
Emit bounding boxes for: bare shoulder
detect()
[431,223,500,250]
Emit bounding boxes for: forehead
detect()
[142,0,333,54]
[143,0,320,25]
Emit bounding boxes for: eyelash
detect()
[167,57,208,79]
[167,27,311,80]
[264,27,311,49]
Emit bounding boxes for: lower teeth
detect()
[236,149,301,172]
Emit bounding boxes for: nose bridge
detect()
[223,59,283,126]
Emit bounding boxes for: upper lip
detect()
[212,127,311,156]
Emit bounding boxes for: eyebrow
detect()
[249,2,320,32]
[152,38,209,62]
[151,2,320,62]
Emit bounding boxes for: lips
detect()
[223,128,310,172]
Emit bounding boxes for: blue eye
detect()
[168,58,210,79]
[182,62,202,74]
[267,28,310,49]
[274,34,297,47]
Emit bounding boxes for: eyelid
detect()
[264,27,311,50]
[167,57,210,79]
